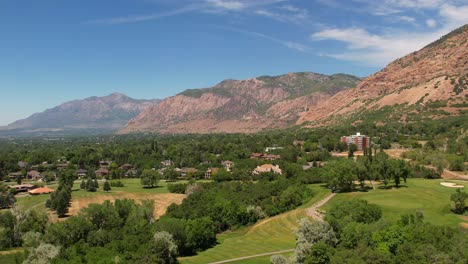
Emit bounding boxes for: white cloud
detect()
[255,4,309,24]
[382,0,445,9]
[310,26,456,66]
[426,18,437,27]
[310,3,468,66]
[206,0,246,11]
[440,4,468,25]
[398,16,416,23]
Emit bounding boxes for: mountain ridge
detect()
[118,72,361,134]
[0,93,160,136]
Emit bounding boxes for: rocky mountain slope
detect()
[119,73,361,134]
[297,25,468,126]
[0,93,159,136]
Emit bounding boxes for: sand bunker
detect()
[440,182,465,188]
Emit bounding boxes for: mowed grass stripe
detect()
[179,185,331,264]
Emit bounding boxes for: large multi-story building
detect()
[341,132,370,151]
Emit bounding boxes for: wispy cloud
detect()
[206,0,246,11]
[310,3,468,66]
[255,4,309,24]
[86,5,198,25]
[221,26,312,53]
[85,0,289,25]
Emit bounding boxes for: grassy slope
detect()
[321,179,468,227]
[179,185,331,264]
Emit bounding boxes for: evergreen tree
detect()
[80,180,86,190]
[86,179,96,192]
[103,181,111,192]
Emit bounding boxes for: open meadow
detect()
[14,179,185,221]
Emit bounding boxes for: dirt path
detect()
[306,193,336,221]
[207,249,295,264]
[441,169,468,180]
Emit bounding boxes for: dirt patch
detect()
[54,193,185,222]
[460,222,468,229]
[440,182,465,188]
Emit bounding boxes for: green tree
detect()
[103,181,111,192]
[348,143,357,158]
[16,174,22,185]
[185,217,216,253]
[326,158,357,192]
[450,188,466,214]
[80,180,86,190]
[305,242,333,264]
[41,171,55,183]
[86,179,96,192]
[55,188,71,217]
[294,218,337,263]
[163,167,179,182]
[140,169,161,188]
[150,231,178,264]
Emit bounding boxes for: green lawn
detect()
[14,178,172,212]
[321,178,468,227]
[179,184,331,264]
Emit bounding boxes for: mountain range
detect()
[0,93,159,136]
[1,25,467,136]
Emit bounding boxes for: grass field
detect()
[179,184,331,264]
[321,179,468,228]
[13,179,184,220]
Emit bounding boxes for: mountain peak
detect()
[1,93,158,136]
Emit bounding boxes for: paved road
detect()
[208,192,337,264]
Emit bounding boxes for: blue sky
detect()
[1,0,467,125]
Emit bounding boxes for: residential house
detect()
[204,168,220,179]
[27,170,41,180]
[250,153,281,160]
[180,168,198,178]
[8,184,34,192]
[18,161,30,170]
[28,187,54,195]
[250,153,263,159]
[56,163,69,171]
[161,160,174,167]
[293,140,305,147]
[77,169,87,178]
[263,154,281,161]
[265,146,283,152]
[8,172,23,180]
[252,164,282,175]
[221,160,235,172]
[124,169,138,178]
[99,160,112,169]
[95,168,109,178]
[119,163,133,171]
